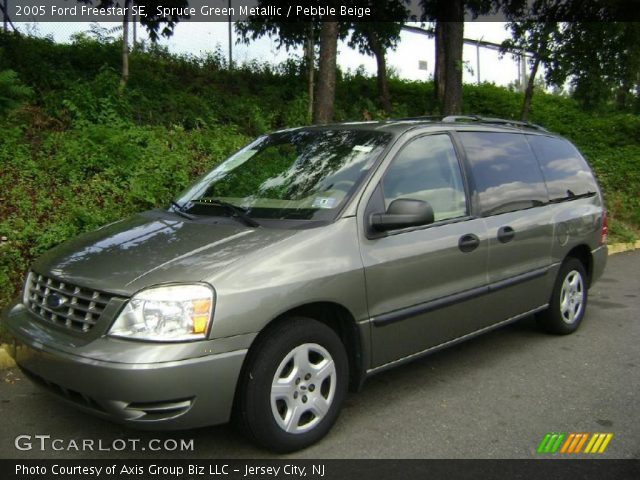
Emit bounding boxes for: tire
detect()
[537,257,588,335]
[235,317,348,453]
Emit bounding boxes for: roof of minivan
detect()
[282,116,554,137]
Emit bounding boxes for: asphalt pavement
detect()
[1,251,638,459]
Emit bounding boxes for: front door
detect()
[360,133,490,369]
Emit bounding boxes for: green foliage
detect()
[504,20,640,111]
[0,69,33,115]
[0,31,638,318]
[0,108,247,311]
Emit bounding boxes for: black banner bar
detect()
[3,0,640,22]
[2,459,640,480]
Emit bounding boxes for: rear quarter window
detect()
[459,132,548,216]
[526,135,598,201]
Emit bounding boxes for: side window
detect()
[382,134,467,222]
[459,132,548,216]
[526,135,598,201]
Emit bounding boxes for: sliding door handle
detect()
[497,226,515,243]
[459,234,480,253]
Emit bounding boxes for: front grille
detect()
[25,272,112,332]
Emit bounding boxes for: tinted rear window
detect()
[459,132,548,216]
[526,135,598,201]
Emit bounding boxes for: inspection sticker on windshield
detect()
[312,197,337,209]
[353,145,374,153]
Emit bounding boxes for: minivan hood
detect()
[32,210,298,296]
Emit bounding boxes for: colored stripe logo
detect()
[537,433,613,454]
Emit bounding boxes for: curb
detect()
[0,343,16,370]
[608,240,640,255]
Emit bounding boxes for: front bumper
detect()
[2,303,251,430]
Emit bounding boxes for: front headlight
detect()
[22,271,34,305]
[109,284,214,342]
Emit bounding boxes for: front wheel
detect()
[236,317,348,452]
[537,257,588,335]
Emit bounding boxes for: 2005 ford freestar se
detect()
[2,116,607,452]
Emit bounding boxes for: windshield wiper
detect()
[169,200,196,220]
[196,199,260,228]
[549,191,596,204]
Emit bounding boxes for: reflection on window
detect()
[460,132,548,216]
[526,135,598,201]
[382,135,467,222]
[179,129,391,220]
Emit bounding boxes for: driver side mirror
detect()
[370,198,435,231]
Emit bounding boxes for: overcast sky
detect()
[24,21,525,87]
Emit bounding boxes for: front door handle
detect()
[458,234,480,253]
[497,226,515,243]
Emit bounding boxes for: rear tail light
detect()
[600,210,608,245]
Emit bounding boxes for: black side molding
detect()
[372,285,488,327]
[487,266,549,293]
[372,265,550,327]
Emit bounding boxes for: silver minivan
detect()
[2,116,608,452]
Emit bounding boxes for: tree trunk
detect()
[368,32,392,115]
[521,24,554,121]
[436,0,464,116]
[442,20,464,115]
[434,21,445,109]
[132,2,137,51]
[2,0,8,33]
[120,0,132,90]
[616,76,632,110]
[521,56,541,121]
[313,21,338,124]
[304,23,315,124]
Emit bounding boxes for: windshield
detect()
[176,129,391,221]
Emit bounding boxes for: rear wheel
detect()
[537,257,588,335]
[236,317,348,452]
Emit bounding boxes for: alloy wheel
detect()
[559,270,584,324]
[270,343,337,434]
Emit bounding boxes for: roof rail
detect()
[387,115,442,122]
[442,115,547,132]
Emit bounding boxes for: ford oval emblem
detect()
[45,293,68,310]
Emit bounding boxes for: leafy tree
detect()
[77,1,191,88]
[348,1,409,115]
[502,16,560,121]
[556,22,640,110]
[503,1,640,112]
[238,1,409,122]
[236,17,323,122]
[236,1,354,124]
[507,21,640,112]
[614,23,640,111]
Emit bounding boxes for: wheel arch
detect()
[565,244,593,287]
[236,301,367,401]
